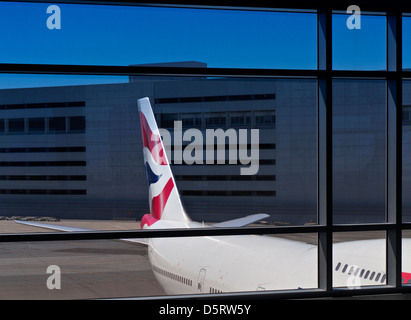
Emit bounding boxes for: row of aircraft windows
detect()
[152,264,224,294]
[209,287,223,294]
[152,265,193,287]
[335,262,386,284]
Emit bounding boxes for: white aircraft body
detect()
[16,97,411,295]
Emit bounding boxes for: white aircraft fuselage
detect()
[145,220,411,295]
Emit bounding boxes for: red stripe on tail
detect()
[139,111,167,165]
[402,272,411,284]
[150,177,175,219]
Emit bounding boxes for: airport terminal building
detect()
[0,62,408,224]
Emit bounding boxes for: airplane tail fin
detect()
[138,97,190,228]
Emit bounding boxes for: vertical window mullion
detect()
[317,8,333,293]
[386,12,402,289]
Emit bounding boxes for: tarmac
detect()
[0,219,394,299]
[0,220,165,300]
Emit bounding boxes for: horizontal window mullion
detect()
[0,223,406,242]
[13,0,407,13]
[154,285,411,301]
[0,226,323,242]
[0,63,407,79]
[0,63,319,77]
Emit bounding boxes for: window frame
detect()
[0,0,410,300]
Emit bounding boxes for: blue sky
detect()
[0,2,408,88]
[0,2,317,68]
[332,13,386,71]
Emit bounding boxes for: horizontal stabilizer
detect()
[14,220,93,232]
[14,220,148,245]
[212,213,269,228]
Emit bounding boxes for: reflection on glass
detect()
[333,232,386,289]
[0,2,317,69]
[332,79,386,224]
[332,14,386,70]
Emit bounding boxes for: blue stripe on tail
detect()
[145,161,162,186]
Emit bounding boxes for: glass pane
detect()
[0,74,128,89]
[205,113,226,128]
[28,118,46,133]
[403,230,411,285]
[8,118,25,133]
[403,17,411,70]
[403,80,411,222]
[0,234,317,298]
[0,240,163,299]
[333,232,386,289]
[181,113,202,129]
[0,2,317,69]
[160,113,179,129]
[156,78,317,225]
[48,117,66,133]
[0,74,316,227]
[332,13,386,70]
[229,112,252,128]
[333,79,386,224]
[69,116,85,133]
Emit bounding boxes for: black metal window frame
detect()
[1,0,411,300]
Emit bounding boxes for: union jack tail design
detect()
[138,97,190,228]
